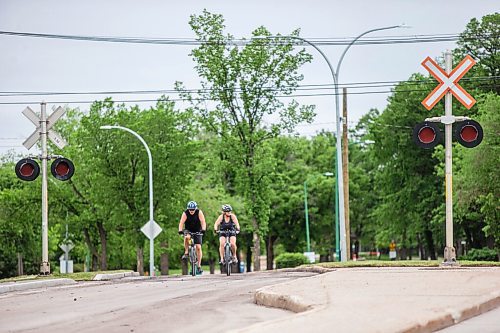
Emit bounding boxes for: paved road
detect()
[0,271,315,333]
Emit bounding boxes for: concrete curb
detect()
[403,290,500,333]
[0,278,76,294]
[254,273,324,313]
[254,290,312,313]
[93,271,139,281]
[281,266,335,274]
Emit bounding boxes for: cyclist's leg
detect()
[193,234,203,268]
[183,234,191,257]
[219,236,226,263]
[230,235,237,261]
[195,244,202,267]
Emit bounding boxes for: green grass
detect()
[0,270,132,283]
[303,260,500,269]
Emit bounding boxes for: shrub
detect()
[459,247,499,261]
[275,252,309,269]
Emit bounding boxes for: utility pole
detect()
[342,88,350,260]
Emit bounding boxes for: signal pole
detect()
[40,102,50,275]
[443,51,455,264]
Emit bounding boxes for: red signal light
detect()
[455,120,483,148]
[51,158,75,181]
[413,122,442,149]
[15,158,40,181]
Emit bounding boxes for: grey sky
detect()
[0,0,497,155]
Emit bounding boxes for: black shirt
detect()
[184,209,202,232]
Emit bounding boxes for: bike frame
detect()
[184,231,203,276]
[218,230,236,276]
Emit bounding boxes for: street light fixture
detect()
[100,125,156,276]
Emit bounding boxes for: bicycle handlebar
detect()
[217,229,239,235]
[181,230,205,236]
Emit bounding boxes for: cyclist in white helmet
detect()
[178,201,207,274]
[214,204,240,264]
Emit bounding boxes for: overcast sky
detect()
[0,0,497,155]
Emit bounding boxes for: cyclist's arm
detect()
[232,214,241,231]
[214,215,222,231]
[199,210,207,231]
[178,212,187,232]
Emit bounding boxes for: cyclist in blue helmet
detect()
[214,204,240,264]
[178,201,207,274]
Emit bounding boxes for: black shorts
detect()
[185,231,203,245]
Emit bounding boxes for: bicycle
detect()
[217,229,239,276]
[182,231,204,276]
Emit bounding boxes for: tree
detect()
[455,94,500,259]
[178,10,315,270]
[455,12,499,94]
[366,75,445,259]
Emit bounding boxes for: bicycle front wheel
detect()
[225,244,231,276]
[189,247,197,276]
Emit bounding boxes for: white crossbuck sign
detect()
[22,106,67,149]
[421,55,476,110]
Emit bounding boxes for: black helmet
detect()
[187,201,198,210]
[222,204,232,212]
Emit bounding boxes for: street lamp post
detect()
[100,125,155,276]
[333,25,403,262]
[255,26,404,262]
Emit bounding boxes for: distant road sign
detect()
[22,106,67,149]
[421,55,476,110]
[59,242,74,253]
[141,220,162,240]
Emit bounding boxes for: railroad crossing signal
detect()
[416,52,482,266]
[22,106,67,149]
[17,103,73,275]
[421,55,476,110]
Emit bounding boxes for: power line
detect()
[0,84,497,106]
[0,76,497,98]
[0,30,472,46]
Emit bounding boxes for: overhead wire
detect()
[0,30,469,46]
[0,76,497,97]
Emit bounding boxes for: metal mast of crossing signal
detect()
[40,102,50,274]
[443,52,457,265]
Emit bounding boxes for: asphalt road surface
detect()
[0,271,315,333]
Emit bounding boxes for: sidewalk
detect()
[244,267,500,333]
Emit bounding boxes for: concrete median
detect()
[246,267,500,333]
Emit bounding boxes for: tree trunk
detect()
[417,233,425,260]
[246,245,252,273]
[252,230,261,271]
[266,235,277,270]
[209,258,215,274]
[181,259,188,275]
[160,241,169,275]
[17,253,23,276]
[83,227,100,271]
[136,247,144,276]
[97,221,107,271]
[424,229,437,260]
